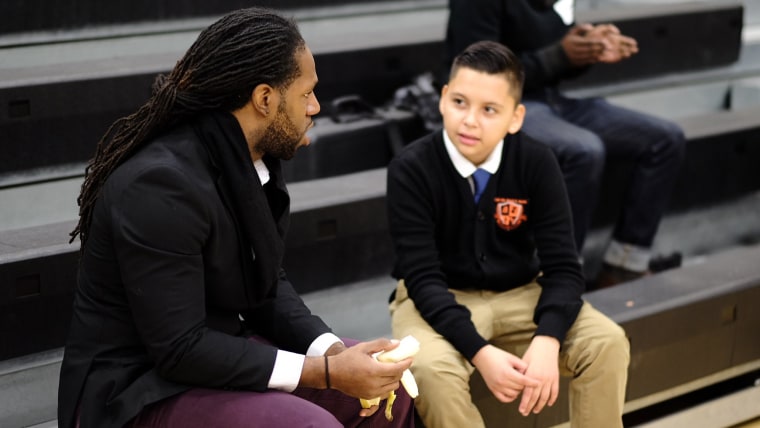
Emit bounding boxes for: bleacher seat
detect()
[2,1,760,427]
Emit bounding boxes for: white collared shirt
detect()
[252,158,343,391]
[441,129,503,193]
[253,159,270,185]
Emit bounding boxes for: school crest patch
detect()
[494,198,528,231]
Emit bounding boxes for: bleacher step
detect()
[301,276,395,340]
[637,381,760,428]
[0,349,62,428]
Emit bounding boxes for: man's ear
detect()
[508,103,526,134]
[251,83,278,117]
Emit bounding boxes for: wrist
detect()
[470,344,492,368]
[323,355,331,389]
[532,335,561,352]
[300,355,331,389]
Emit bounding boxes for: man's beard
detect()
[258,103,304,161]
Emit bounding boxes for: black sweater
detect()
[445,0,586,95]
[387,131,584,360]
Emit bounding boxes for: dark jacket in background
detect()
[445,0,586,94]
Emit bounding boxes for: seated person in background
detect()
[386,40,630,428]
[58,8,414,428]
[445,0,687,288]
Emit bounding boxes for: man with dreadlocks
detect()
[58,7,415,428]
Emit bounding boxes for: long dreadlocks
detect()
[71,7,305,246]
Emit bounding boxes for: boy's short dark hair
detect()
[450,40,525,102]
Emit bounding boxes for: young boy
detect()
[386,40,630,428]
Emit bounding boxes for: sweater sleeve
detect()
[521,42,582,92]
[387,151,489,361]
[522,142,584,343]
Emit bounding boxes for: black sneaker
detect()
[591,263,650,290]
[648,252,683,273]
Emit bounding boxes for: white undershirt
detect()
[253,159,270,185]
[554,0,575,25]
[251,158,344,391]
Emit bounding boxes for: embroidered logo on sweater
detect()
[494,198,528,231]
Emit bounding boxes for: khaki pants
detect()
[389,280,629,428]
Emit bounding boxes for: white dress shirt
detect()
[254,159,344,391]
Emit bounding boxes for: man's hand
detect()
[325,341,348,356]
[322,339,388,417]
[518,336,561,416]
[563,23,638,66]
[471,345,540,403]
[587,24,639,63]
[327,338,412,408]
[561,24,607,66]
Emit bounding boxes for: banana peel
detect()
[359,335,420,421]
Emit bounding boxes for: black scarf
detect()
[192,111,289,304]
[529,0,558,11]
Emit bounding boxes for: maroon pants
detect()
[123,338,415,428]
[127,383,414,428]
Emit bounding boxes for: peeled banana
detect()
[359,335,420,421]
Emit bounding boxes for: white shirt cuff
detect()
[268,350,304,392]
[267,333,343,392]
[306,333,344,357]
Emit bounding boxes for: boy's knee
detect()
[598,324,631,367]
[411,351,444,384]
[411,347,471,393]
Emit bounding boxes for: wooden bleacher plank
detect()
[0,222,77,260]
[288,168,386,212]
[1,0,754,180]
[0,4,446,86]
[0,0,446,40]
[0,349,62,428]
[470,242,760,427]
[635,373,760,427]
